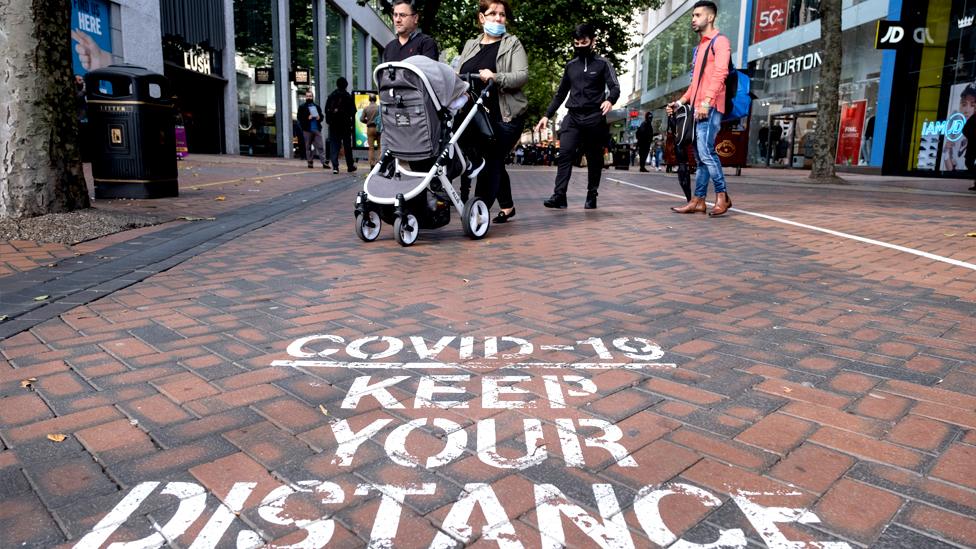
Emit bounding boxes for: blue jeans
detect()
[693,107,727,197]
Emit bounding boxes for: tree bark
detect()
[0,0,90,219]
[809,0,843,182]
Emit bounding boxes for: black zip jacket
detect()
[545,54,621,119]
[297,101,322,132]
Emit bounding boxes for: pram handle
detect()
[460,74,496,98]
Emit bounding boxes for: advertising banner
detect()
[754,0,788,42]
[71,0,113,76]
[353,91,376,150]
[939,81,975,171]
[836,100,866,165]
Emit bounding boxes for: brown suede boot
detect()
[671,197,706,214]
[709,192,731,217]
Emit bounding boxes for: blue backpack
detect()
[694,34,752,122]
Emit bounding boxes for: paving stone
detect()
[735,413,816,456]
[895,502,976,548]
[222,420,316,470]
[886,415,956,453]
[0,492,68,547]
[75,418,158,464]
[853,391,913,421]
[813,478,904,544]
[873,523,957,549]
[24,454,120,510]
[1,405,122,446]
[0,392,54,426]
[809,427,927,471]
[669,428,777,471]
[118,393,194,430]
[108,435,239,486]
[929,443,976,491]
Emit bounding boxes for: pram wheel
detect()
[461,197,490,240]
[394,213,420,246]
[355,210,382,242]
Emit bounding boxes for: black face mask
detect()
[574,46,594,58]
[305,98,313,103]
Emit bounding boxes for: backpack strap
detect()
[708,33,736,72]
[691,35,719,107]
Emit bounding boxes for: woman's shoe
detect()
[493,208,516,223]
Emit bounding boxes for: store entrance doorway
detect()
[766,109,817,169]
[164,63,226,155]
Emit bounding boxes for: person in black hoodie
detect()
[534,23,620,209]
[325,77,357,174]
[636,112,654,172]
[965,110,976,191]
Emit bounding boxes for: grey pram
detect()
[355,56,493,246]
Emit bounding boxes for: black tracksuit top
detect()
[545,54,621,119]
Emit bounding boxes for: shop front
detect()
[882,0,976,177]
[747,21,883,169]
[160,0,229,155]
[163,40,227,154]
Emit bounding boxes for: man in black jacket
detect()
[534,23,620,209]
[325,77,357,174]
[382,0,439,62]
[297,89,329,169]
[636,112,654,172]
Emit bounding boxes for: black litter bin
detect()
[85,64,178,198]
[613,144,631,170]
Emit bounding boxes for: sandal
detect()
[493,208,516,223]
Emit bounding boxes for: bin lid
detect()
[85,64,172,103]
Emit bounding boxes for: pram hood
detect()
[377,55,469,111]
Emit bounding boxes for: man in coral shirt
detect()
[667,1,732,217]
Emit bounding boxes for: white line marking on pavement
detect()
[271,360,677,370]
[610,178,976,272]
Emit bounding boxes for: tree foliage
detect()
[400,0,662,121]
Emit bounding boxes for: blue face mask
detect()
[484,22,506,37]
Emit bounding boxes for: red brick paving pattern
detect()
[0,156,347,277]
[0,166,974,547]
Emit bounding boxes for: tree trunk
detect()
[809,0,843,182]
[0,0,91,219]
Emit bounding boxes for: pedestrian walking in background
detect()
[360,94,380,168]
[383,0,439,62]
[456,0,528,224]
[534,23,620,210]
[757,121,769,163]
[325,77,357,174]
[636,111,654,172]
[298,89,329,169]
[770,122,783,165]
[964,93,976,191]
[667,0,732,217]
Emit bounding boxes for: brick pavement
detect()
[0,155,353,277]
[1,162,975,548]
